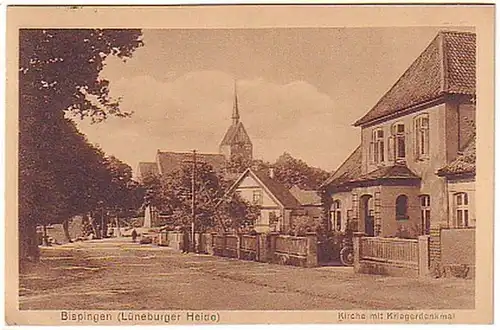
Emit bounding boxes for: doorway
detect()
[360,194,374,237]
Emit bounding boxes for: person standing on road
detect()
[131,228,138,243]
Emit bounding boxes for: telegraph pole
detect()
[191,149,196,252]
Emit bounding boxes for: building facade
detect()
[322,31,476,238]
[225,168,301,233]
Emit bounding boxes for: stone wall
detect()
[429,227,475,279]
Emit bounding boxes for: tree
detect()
[19,29,143,261]
[152,162,259,233]
[140,173,166,212]
[273,152,330,190]
[96,156,142,238]
[225,153,253,175]
[161,162,226,231]
[216,193,260,233]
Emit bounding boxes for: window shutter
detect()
[369,142,375,164]
[414,120,420,160]
[424,127,430,157]
[388,136,395,161]
[405,130,411,160]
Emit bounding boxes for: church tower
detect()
[219,81,253,164]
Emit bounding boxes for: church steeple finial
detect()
[232,80,240,125]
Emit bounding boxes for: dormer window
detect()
[389,123,406,162]
[370,128,385,164]
[414,114,430,159]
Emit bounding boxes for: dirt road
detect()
[19,238,474,310]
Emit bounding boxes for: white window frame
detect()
[455,192,472,228]
[370,128,385,165]
[420,194,431,234]
[390,123,406,161]
[414,114,430,160]
[331,200,342,232]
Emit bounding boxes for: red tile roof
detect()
[437,136,476,177]
[156,151,226,176]
[351,164,420,183]
[355,31,476,127]
[289,185,322,206]
[321,145,362,188]
[137,161,159,178]
[322,146,421,189]
[252,170,301,209]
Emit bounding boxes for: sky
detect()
[74,27,471,175]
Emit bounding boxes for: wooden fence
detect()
[272,235,310,267]
[240,235,258,261]
[159,231,318,268]
[360,237,419,267]
[354,234,429,277]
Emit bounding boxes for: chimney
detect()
[268,167,275,179]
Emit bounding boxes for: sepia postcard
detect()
[4,3,495,326]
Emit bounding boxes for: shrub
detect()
[291,215,324,236]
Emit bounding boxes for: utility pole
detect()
[191,149,196,252]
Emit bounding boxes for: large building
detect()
[136,83,253,183]
[322,31,476,238]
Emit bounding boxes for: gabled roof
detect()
[351,164,420,184]
[289,185,322,206]
[137,162,159,179]
[227,168,301,209]
[355,31,476,127]
[321,145,362,188]
[156,151,226,176]
[437,136,476,177]
[220,122,252,146]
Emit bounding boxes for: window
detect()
[331,200,342,231]
[252,190,263,205]
[370,128,385,164]
[420,195,431,234]
[414,114,430,159]
[389,123,406,161]
[395,195,408,220]
[269,211,277,225]
[455,192,472,228]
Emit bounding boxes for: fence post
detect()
[194,232,200,253]
[418,235,430,277]
[353,232,365,273]
[256,233,266,262]
[222,233,227,257]
[268,232,278,263]
[306,233,318,267]
[236,233,242,259]
[429,225,442,274]
[205,233,213,255]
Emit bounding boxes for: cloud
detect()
[75,70,360,173]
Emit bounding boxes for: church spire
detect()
[232,80,240,125]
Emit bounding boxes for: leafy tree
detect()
[96,156,143,238]
[162,162,226,231]
[140,173,167,212]
[216,193,260,232]
[19,29,143,261]
[273,152,330,190]
[150,162,259,233]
